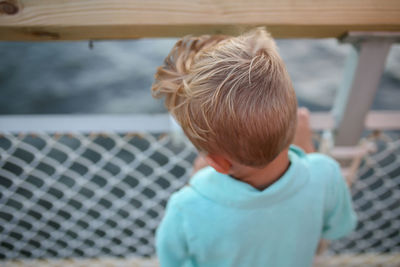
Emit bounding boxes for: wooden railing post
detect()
[332,32,400,146]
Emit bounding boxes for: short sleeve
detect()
[156,194,189,267]
[322,161,358,240]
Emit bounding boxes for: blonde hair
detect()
[152,28,297,167]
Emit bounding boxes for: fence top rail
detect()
[0,0,400,40]
[0,111,399,133]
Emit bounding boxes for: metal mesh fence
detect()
[330,132,400,254]
[0,131,399,260]
[0,132,196,259]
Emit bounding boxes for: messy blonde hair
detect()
[152,28,297,167]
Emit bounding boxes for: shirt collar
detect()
[189,146,310,209]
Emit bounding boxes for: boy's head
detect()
[152,28,297,168]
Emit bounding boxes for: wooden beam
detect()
[0,114,171,133]
[0,0,400,40]
[309,112,335,131]
[333,40,392,146]
[0,111,398,133]
[365,111,400,131]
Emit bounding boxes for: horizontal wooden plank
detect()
[0,114,171,133]
[365,111,400,131]
[330,143,376,159]
[3,254,400,267]
[309,112,335,131]
[0,0,399,40]
[0,111,399,133]
[311,111,400,131]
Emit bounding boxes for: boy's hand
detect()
[191,155,208,176]
[293,107,315,153]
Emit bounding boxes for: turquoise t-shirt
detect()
[156,146,357,267]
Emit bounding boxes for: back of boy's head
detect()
[152,28,297,167]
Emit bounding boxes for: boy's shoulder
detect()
[168,147,345,210]
[167,185,195,208]
[291,145,339,168]
[166,180,207,211]
[290,145,343,185]
[289,145,340,175]
[167,167,224,210]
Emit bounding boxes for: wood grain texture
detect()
[0,0,400,40]
[0,112,398,132]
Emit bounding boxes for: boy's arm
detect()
[292,107,315,153]
[321,161,357,240]
[293,108,356,248]
[156,195,189,267]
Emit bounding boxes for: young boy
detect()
[151,28,357,267]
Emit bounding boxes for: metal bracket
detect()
[332,32,400,146]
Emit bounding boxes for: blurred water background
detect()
[0,38,399,114]
[0,39,400,260]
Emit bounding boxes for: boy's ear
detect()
[204,154,232,174]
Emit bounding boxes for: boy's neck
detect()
[230,148,290,191]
